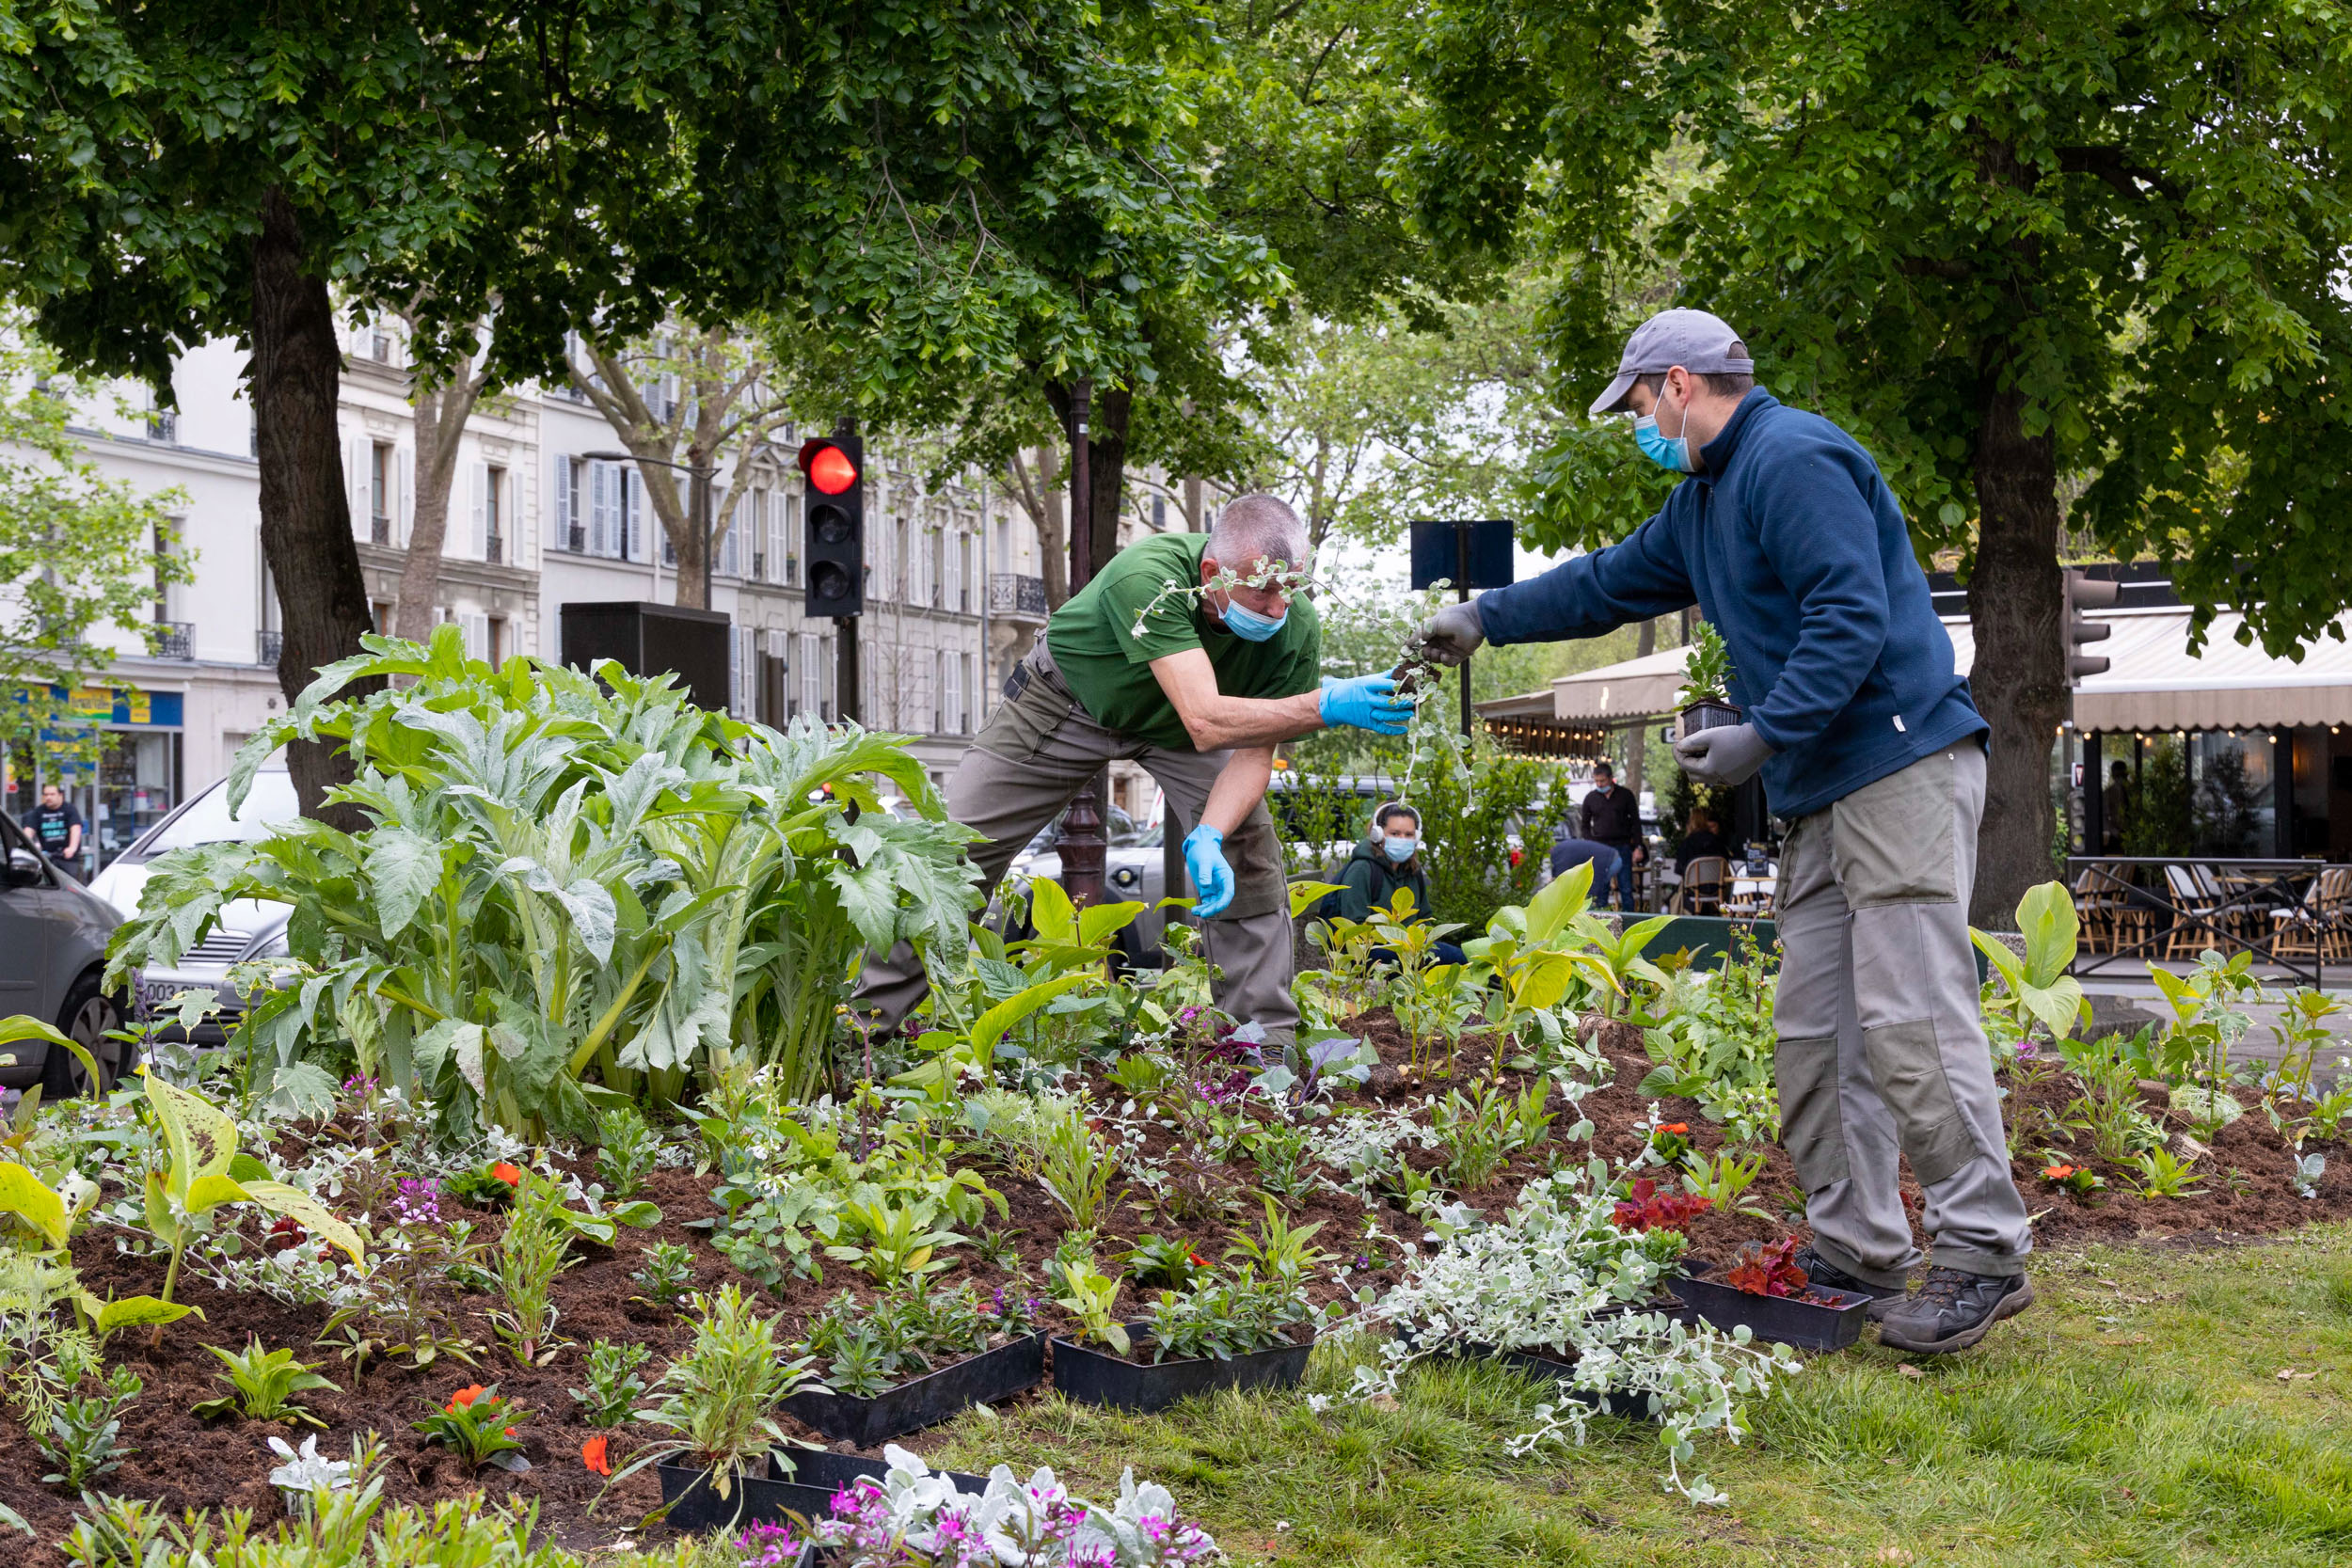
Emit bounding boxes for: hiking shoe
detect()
[1791,1246,1907,1322]
[1876,1267,2034,1354]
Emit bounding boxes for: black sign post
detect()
[1409,519,1517,736]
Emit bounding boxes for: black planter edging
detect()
[656,1459,820,1535]
[1430,1338,1663,1422]
[1667,1276,1872,1351]
[760,1446,992,1524]
[1051,1324,1315,1415]
[1678,699,1742,739]
[781,1332,1046,1446]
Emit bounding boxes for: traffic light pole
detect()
[1057,379,1109,910]
[833,416,861,722]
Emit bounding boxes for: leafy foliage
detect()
[412,1384,529,1472]
[1973,883,2090,1046]
[191,1339,340,1428]
[108,629,980,1132]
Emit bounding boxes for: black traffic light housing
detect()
[801,435,865,619]
[2064,567,2120,684]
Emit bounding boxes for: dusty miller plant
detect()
[1347,1163,1797,1505]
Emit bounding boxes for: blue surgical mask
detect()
[1218,597,1287,642]
[1633,392,1696,473]
[1384,836,1418,863]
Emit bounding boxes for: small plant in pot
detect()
[1050,1259,1325,1415]
[607,1284,822,1529]
[1666,1237,1874,1351]
[781,1277,1048,1447]
[1676,621,1740,738]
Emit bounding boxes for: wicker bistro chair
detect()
[2271,872,2330,959]
[2315,867,2352,961]
[2073,864,2121,955]
[1678,856,1729,917]
[2163,863,2232,959]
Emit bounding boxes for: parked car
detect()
[89,763,299,1047]
[0,807,129,1095]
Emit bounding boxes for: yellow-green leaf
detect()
[240,1179,365,1264]
[0,1161,70,1248]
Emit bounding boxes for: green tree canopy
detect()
[1389,0,2352,920]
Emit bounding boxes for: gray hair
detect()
[1206,494,1310,575]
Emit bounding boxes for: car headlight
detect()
[1111,867,1137,887]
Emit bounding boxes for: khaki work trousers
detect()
[1772,741,2033,1283]
[854,641,1298,1042]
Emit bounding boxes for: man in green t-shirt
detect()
[856,494,1410,1042]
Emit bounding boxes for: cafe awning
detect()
[1482,607,2352,736]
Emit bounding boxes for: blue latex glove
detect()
[1318,673,1413,736]
[1183,825,1235,918]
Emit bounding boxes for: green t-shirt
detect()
[1045,532,1322,752]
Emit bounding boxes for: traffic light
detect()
[800,435,864,619]
[2064,567,2119,684]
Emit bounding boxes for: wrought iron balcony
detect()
[989,573,1048,619]
[258,629,283,667]
[153,622,194,660]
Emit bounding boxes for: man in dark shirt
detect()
[28,784,84,877]
[1577,762,1643,911]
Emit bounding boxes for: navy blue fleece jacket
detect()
[1478,389,1984,821]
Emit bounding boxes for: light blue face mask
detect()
[1383,835,1419,863]
[1218,596,1288,641]
[1633,389,1697,473]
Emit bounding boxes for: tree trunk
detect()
[249,186,380,826]
[390,364,485,643]
[1035,445,1070,607]
[1967,378,2067,928]
[1626,616,1657,799]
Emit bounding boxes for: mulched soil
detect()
[4,1006,2347,1565]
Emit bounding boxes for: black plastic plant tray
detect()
[1051,1325,1315,1415]
[656,1460,822,1536]
[760,1446,991,1525]
[1678,699,1743,738]
[1667,1276,1872,1351]
[781,1332,1046,1446]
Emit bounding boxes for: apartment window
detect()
[1152,495,1167,531]
[476,464,506,563]
[927,526,944,610]
[487,615,508,665]
[771,488,797,587]
[369,442,392,545]
[961,652,975,734]
[145,405,176,444]
[720,502,740,579]
[553,455,585,553]
[993,515,1010,568]
[370,320,394,363]
[750,491,767,581]
[959,532,975,613]
[797,631,821,716]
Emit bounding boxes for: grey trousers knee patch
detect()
[1774,1034,1850,1191]
[1860,1019,1976,1186]
[1829,751,1956,907]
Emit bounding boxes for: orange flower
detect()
[581,1434,612,1476]
[2043,1164,2075,1180]
[1659,1124,1689,1136]
[447,1384,488,1413]
[491,1162,523,1186]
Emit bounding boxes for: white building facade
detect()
[9,320,1200,869]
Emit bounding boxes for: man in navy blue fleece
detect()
[1412,309,2033,1354]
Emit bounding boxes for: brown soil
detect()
[3,1009,2345,1565]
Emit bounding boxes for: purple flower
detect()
[342,1072,378,1099]
[389,1178,442,1227]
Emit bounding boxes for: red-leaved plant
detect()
[1724,1238,1810,1299]
[1612,1179,1714,1234]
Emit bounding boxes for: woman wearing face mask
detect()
[1330,802,1468,966]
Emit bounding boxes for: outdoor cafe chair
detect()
[1678,856,1728,917]
[2164,863,2230,959]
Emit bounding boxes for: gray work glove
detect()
[1674,722,1774,787]
[1410,600,1486,667]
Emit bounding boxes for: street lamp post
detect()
[582,451,715,608]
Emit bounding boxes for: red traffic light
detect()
[800,439,859,496]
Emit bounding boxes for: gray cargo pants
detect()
[854,641,1298,1042]
[1773,740,2032,1284]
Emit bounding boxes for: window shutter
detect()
[345,437,369,541]
[462,611,489,660]
[626,470,647,562]
[551,452,571,552]
[469,462,488,559]
[397,447,414,545]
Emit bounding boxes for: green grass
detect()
[598,1227,2352,1566]
[917,1227,2352,1568]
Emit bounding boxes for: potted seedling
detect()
[1676,622,1740,739]
[610,1285,823,1533]
[780,1279,1049,1447]
[1666,1238,1872,1351]
[1048,1260,1325,1416]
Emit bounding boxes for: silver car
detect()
[0,809,129,1095]
[89,764,299,1047]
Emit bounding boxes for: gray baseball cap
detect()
[1587,309,1756,417]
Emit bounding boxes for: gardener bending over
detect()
[856,494,1411,1046]
[1326,802,1468,968]
[1410,309,2034,1354]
